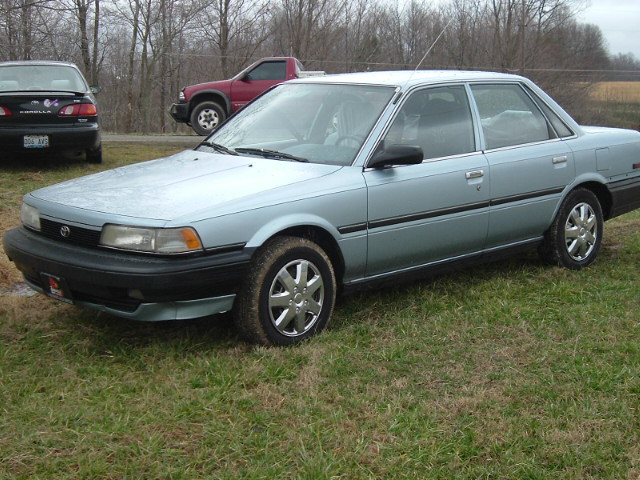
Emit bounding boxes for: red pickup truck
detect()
[170,57,323,135]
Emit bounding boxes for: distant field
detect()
[589,81,640,103]
[582,81,640,129]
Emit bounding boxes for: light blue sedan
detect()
[4,71,640,345]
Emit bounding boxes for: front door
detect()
[364,85,490,277]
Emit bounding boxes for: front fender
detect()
[189,89,231,114]
[246,213,342,248]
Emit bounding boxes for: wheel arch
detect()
[188,90,231,116]
[255,224,346,287]
[572,180,613,220]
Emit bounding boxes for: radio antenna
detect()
[414,17,454,71]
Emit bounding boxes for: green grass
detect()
[1,144,639,478]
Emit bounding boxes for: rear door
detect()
[468,83,575,249]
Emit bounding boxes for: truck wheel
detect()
[233,236,336,346]
[190,101,226,136]
[539,188,603,269]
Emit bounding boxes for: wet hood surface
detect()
[29,150,342,221]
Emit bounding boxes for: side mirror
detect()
[242,73,252,82]
[90,85,101,94]
[368,144,423,169]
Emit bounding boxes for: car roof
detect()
[291,70,526,88]
[0,60,80,69]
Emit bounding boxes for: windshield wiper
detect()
[234,147,308,163]
[198,141,238,156]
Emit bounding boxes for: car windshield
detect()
[0,65,88,92]
[204,83,397,166]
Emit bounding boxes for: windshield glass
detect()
[0,64,88,92]
[204,83,396,166]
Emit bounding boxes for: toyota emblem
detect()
[60,225,71,238]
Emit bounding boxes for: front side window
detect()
[470,84,555,150]
[381,85,475,160]
[247,61,287,81]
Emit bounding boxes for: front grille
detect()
[39,218,102,247]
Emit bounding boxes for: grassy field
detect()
[1,144,640,478]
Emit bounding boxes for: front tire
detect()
[189,101,226,136]
[234,236,336,346]
[539,188,603,269]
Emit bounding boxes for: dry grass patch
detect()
[590,82,640,103]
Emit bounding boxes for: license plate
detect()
[40,273,74,304]
[24,135,49,148]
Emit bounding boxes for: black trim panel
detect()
[489,187,564,207]
[609,176,640,218]
[204,242,246,254]
[338,223,367,235]
[337,186,564,234]
[369,200,491,229]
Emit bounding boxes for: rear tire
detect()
[234,236,336,346]
[190,101,226,136]
[86,145,103,164]
[539,188,603,269]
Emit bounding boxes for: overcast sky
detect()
[576,0,640,59]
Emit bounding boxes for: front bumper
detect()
[0,123,100,154]
[169,102,189,124]
[3,226,252,321]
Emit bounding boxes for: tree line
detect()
[1,0,638,133]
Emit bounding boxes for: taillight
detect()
[0,106,11,116]
[58,103,97,116]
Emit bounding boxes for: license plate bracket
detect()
[40,273,74,304]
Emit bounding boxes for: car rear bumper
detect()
[169,103,189,124]
[3,226,252,321]
[0,123,100,153]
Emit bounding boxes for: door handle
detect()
[465,170,484,180]
[552,155,568,164]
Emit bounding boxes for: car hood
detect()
[28,150,343,222]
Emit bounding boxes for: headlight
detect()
[100,225,204,254]
[178,90,186,101]
[20,203,41,230]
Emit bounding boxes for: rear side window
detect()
[470,84,555,150]
[247,61,286,81]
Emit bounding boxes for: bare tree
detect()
[196,0,270,78]
[271,0,346,68]
[0,0,618,133]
